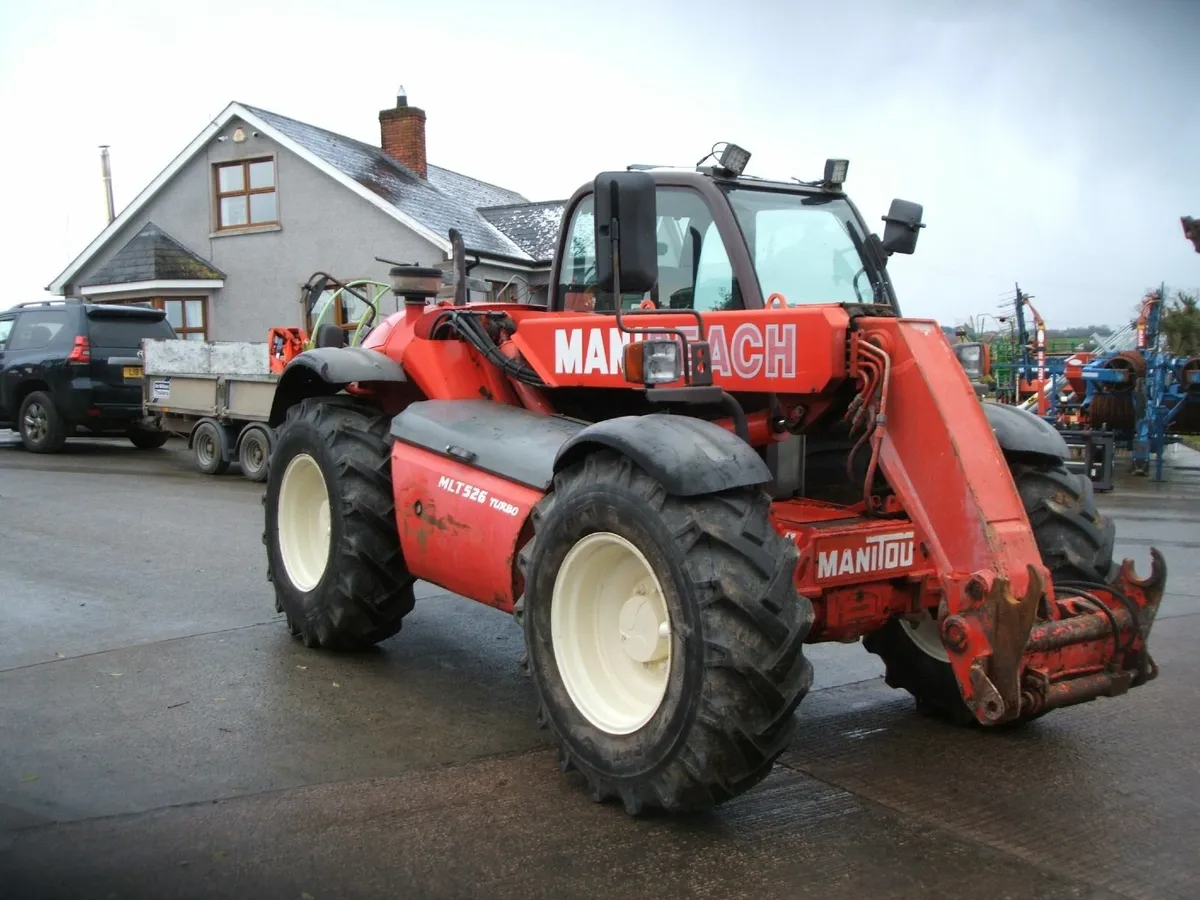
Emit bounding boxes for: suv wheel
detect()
[18,391,68,453]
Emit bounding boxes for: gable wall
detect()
[68,116,446,341]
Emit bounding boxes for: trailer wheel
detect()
[191,420,230,475]
[863,457,1117,726]
[518,449,814,814]
[238,425,272,483]
[264,396,415,651]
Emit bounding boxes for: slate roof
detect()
[240,103,544,262]
[81,222,225,287]
[479,201,566,263]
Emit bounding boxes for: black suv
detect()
[0,299,178,453]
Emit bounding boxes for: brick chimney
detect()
[379,86,427,179]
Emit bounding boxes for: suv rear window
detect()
[86,311,178,347]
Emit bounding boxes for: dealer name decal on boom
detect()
[817,531,915,580]
[553,323,797,379]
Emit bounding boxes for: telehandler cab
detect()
[262,145,1166,815]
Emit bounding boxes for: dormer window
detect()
[214,158,278,230]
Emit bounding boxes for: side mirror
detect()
[593,171,658,296]
[303,275,329,316]
[881,199,925,255]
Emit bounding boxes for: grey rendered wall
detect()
[68,115,444,341]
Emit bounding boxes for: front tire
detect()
[264,396,415,651]
[519,450,814,814]
[18,391,67,453]
[192,420,230,475]
[863,456,1117,725]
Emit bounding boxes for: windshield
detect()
[724,188,886,308]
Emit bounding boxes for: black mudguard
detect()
[390,400,585,490]
[555,414,772,497]
[387,400,770,498]
[269,347,408,427]
[981,401,1069,461]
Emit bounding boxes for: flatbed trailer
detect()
[141,339,279,481]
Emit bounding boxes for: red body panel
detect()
[391,441,543,613]
[865,318,1045,593]
[509,306,849,393]
[771,499,933,642]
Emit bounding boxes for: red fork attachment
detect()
[939,548,1167,725]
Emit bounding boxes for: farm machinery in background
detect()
[268,275,392,374]
[139,272,393,479]
[1080,287,1200,481]
[953,277,1200,486]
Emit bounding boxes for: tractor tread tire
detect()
[264,396,415,651]
[519,450,814,814]
[864,457,1117,726]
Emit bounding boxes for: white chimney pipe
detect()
[99,145,115,223]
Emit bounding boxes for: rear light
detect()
[67,335,91,363]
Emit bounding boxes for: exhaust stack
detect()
[99,145,115,223]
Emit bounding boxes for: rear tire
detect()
[863,456,1117,725]
[128,426,170,450]
[264,396,415,651]
[238,425,272,483]
[519,450,814,814]
[18,392,67,454]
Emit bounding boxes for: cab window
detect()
[554,187,741,313]
[0,317,13,348]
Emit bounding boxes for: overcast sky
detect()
[1,0,1196,326]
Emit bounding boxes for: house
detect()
[46,92,567,342]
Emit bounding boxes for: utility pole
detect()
[100,145,115,223]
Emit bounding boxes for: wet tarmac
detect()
[1,432,1198,899]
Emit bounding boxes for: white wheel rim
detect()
[550,532,672,735]
[900,609,949,662]
[277,453,331,592]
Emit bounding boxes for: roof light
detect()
[718,143,752,177]
[823,158,849,186]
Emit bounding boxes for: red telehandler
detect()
[261,147,1166,815]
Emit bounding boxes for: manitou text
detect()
[553,323,798,379]
[817,531,916,580]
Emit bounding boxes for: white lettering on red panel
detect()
[436,475,520,517]
[816,531,915,580]
[552,324,796,379]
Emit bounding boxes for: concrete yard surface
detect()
[1,433,1198,899]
